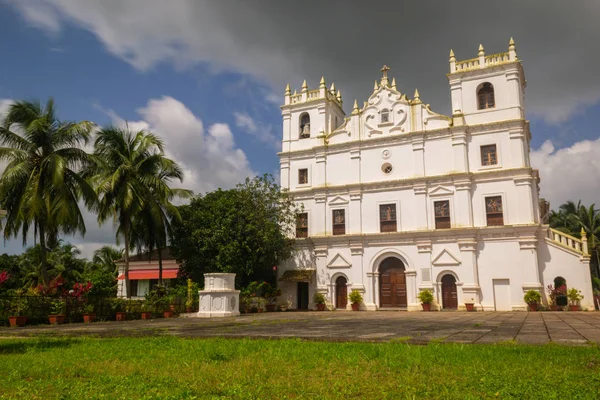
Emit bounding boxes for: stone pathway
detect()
[1,311,599,345]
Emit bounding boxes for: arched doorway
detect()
[554,276,568,307]
[379,257,407,308]
[335,276,348,309]
[441,274,458,309]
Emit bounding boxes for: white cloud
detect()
[233,111,280,150]
[7,1,600,124]
[0,99,13,119]
[531,138,600,208]
[110,96,256,194]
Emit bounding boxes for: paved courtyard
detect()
[2,311,600,345]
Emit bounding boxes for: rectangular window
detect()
[129,280,139,297]
[296,213,308,238]
[481,144,497,166]
[379,204,397,232]
[434,200,451,229]
[332,209,346,235]
[486,196,504,226]
[298,168,308,185]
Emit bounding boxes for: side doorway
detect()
[335,276,348,309]
[441,274,458,309]
[297,282,309,310]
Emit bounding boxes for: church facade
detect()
[277,39,594,311]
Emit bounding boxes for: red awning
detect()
[117,269,179,280]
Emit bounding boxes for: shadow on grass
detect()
[0,338,79,355]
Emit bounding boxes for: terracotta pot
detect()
[116,312,127,321]
[266,304,276,312]
[163,310,174,318]
[9,316,27,327]
[186,307,193,313]
[528,303,538,312]
[169,304,176,312]
[49,314,66,325]
[83,313,96,323]
[141,312,153,320]
[569,305,581,311]
[422,303,431,312]
[257,308,264,313]
[316,303,325,311]
[550,305,559,311]
[594,295,600,310]
[351,303,359,311]
[465,303,475,312]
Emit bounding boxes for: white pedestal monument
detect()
[197,273,240,318]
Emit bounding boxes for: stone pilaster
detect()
[412,137,425,177]
[458,238,481,310]
[413,185,428,229]
[405,269,419,311]
[349,191,362,234]
[451,131,468,173]
[514,176,535,224]
[454,180,473,227]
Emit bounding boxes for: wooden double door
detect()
[380,257,407,308]
[441,274,458,309]
[335,276,347,309]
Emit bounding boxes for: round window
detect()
[382,163,393,174]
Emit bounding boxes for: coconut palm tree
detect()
[92,245,124,276]
[0,99,96,283]
[87,125,188,297]
[131,174,191,284]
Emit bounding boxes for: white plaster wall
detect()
[538,240,594,309]
[423,138,453,176]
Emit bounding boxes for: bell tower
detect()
[280,77,346,153]
[447,38,526,126]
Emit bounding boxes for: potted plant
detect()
[112,298,127,321]
[141,301,153,320]
[417,289,434,311]
[48,299,66,324]
[263,284,282,312]
[546,284,559,311]
[523,290,541,311]
[348,290,362,311]
[314,293,326,311]
[185,298,194,313]
[465,298,475,312]
[83,303,96,323]
[567,288,583,311]
[8,297,28,327]
[256,297,266,313]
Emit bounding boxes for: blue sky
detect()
[1,1,599,257]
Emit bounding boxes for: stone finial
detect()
[352,99,359,114]
[478,44,485,57]
[508,37,517,61]
[284,83,291,96]
[413,88,421,103]
[336,90,342,102]
[330,82,336,94]
[363,101,368,108]
[293,89,297,96]
[449,49,455,62]
[373,80,379,91]
[449,49,456,73]
[391,77,397,90]
[319,76,326,89]
[581,227,589,254]
[301,80,308,92]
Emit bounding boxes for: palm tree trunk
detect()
[158,246,163,286]
[124,223,131,299]
[38,223,49,285]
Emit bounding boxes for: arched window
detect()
[299,113,310,138]
[381,109,390,123]
[477,82,495,110]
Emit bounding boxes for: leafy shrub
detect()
[313,293,326,305]
[50,300,65,315]
[567,288,583,305]
[417,290,434,304]
[348,290,363,305]
[523,290,541,304]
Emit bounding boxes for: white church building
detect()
[277,39,594,311]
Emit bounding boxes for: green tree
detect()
[171,175,298,287]
[0,99,96,283]
[87,125,187,297]
[550,200,600,276]
[92,245,123,276]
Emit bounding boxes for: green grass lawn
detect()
[0,337,599,399]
